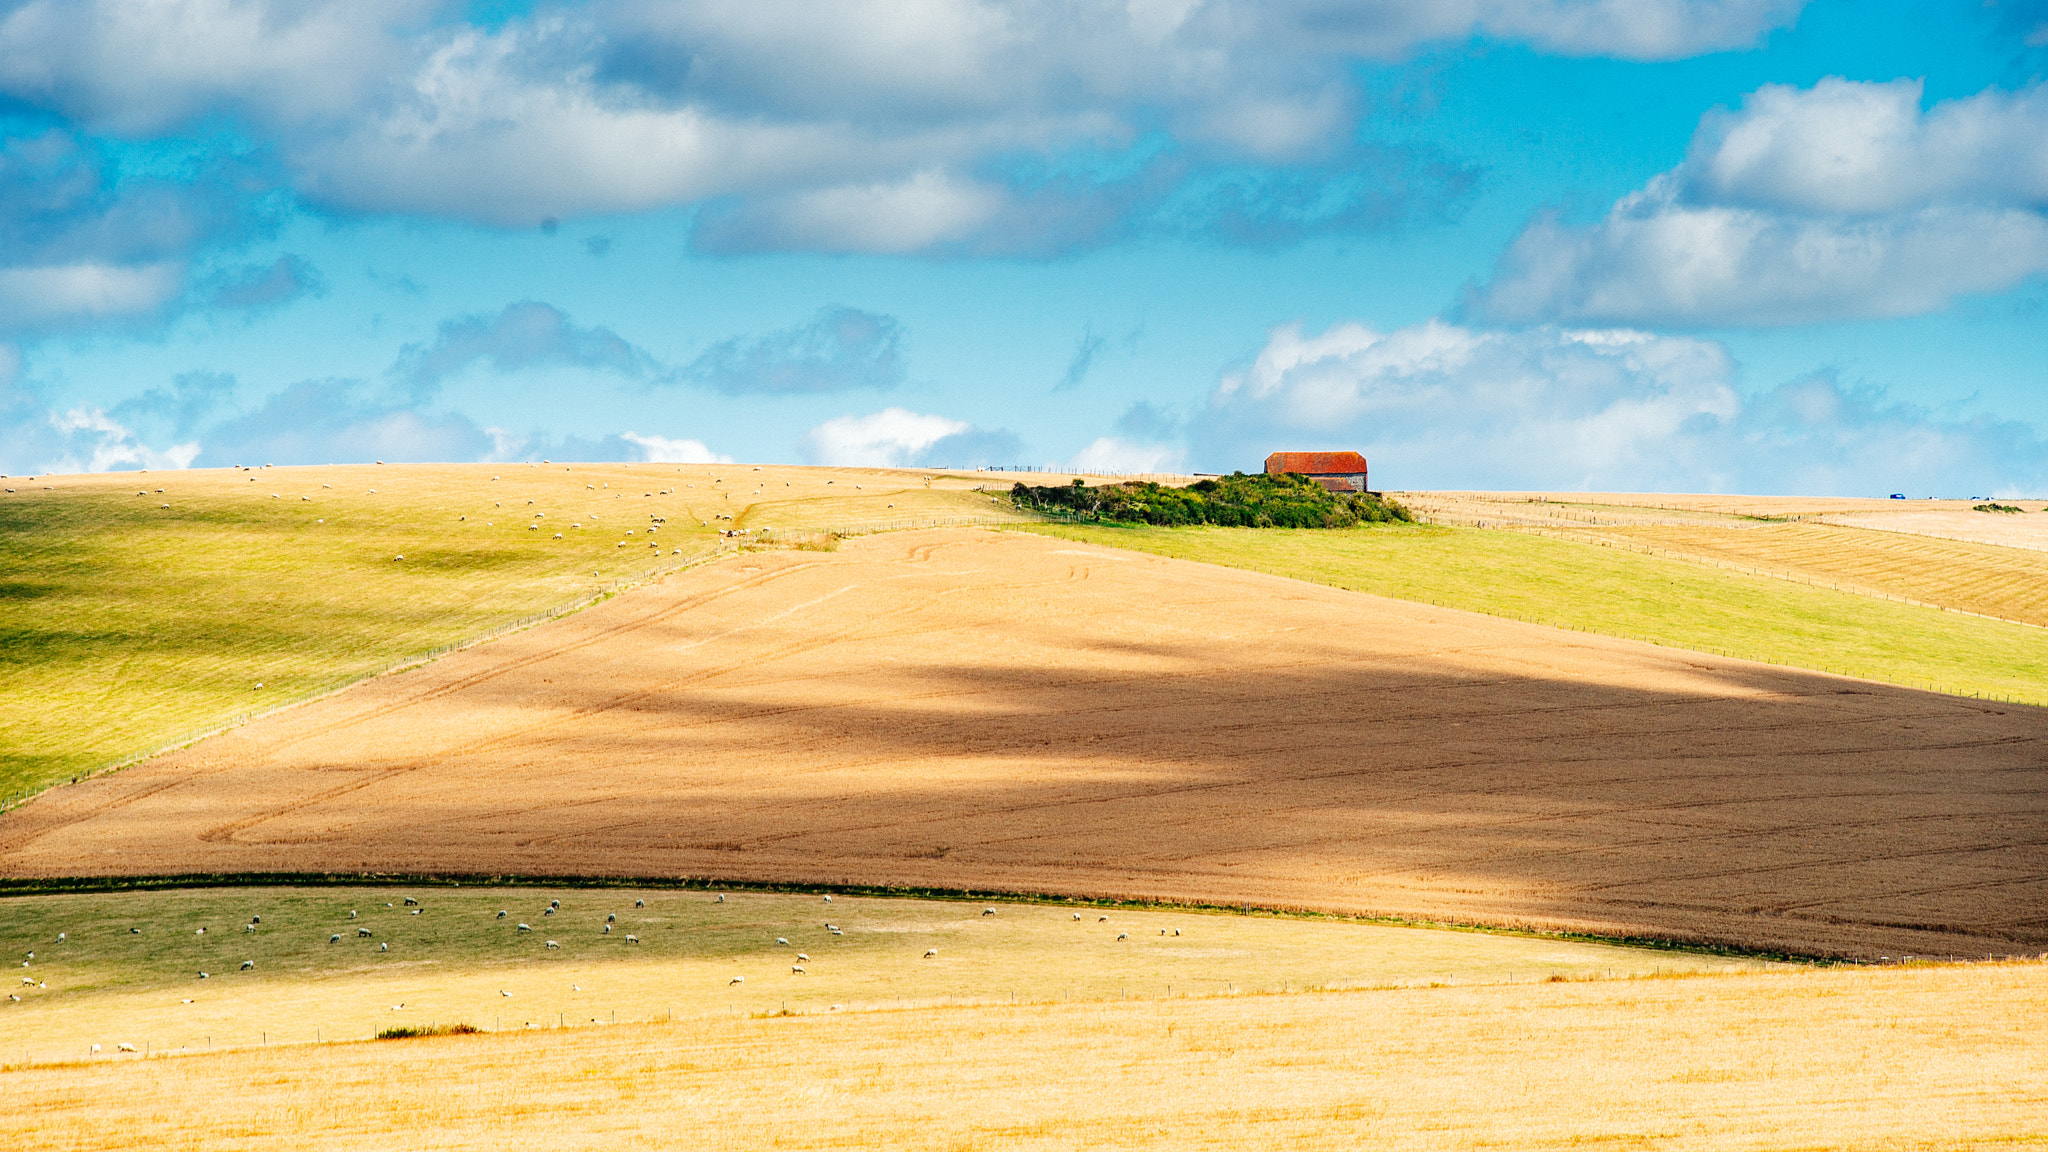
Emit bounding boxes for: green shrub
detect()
[1010,472,1412,528]
[1972,503,2025,513]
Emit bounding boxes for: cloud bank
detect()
[682,307,904,395]
[1473,77,2048,326]
[800,406,1021,469]
[1194,318,2048,495]
[0,0,1804,257]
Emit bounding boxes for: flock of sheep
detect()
[18,890,1179,1058]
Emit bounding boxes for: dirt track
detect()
[3,528,2041,957]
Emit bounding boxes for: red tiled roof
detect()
[1264,451,1368,476]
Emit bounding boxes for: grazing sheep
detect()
[117,1043,137,1053]
[715,894,725,903]
[244,924,255,933]
[410,909,422,916]
[349,911,356,919]
[250,916,260,924]
[378,943,389,952]
[129,928,139,934]
[545,940,560,950]
[543,908,554,916]
[404,897,418,906]
[729,976,744,985]
[330,934,341,943]
[517,923,532,932]
[1174,929,1181,936]
[195,928,205,935]
[796,953,809,962]
[550,900,560,909]
[776,937,789,946]
[241,960,254,970]
[496,910,507,919]
[606,913,616,922]
[625,935,638,944]
[824,923,838,931]
[1117,933,1129,941]
[1073,913,1082,920]
[198,972,209,979]
[500,990,512,997]
[924,949,938,958]
[602,924,611,934]
[634,899,645,908]
[792,965,807,975]
[357,927,372,937]
[1098,916,1109,922]
[93,1044,102,1053]
[983,908,996,916]
[823,895,833,903]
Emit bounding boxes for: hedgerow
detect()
[1009,472,1413,528]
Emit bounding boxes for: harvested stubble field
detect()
[0,886,1780,1063]
[5,960,2042,1151]
[0,462,1031,802]
[3,526,2041,959]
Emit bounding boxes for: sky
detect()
[1,0,2045,495]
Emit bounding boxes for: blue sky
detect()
[2,0,2045,494]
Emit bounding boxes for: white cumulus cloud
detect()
[619,431,728,464]
[0,0,1808,252]
[1473,77,2048,326]
[800,407,971,468]
[1193,317,2048,495]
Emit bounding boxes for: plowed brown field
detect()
[2,528,2042,958]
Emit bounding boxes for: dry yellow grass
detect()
[5,528,2041,959]
[0,887,1783,1063]
[5,962,2042,1150]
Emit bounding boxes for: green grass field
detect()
[1017,523,2048,706]
[0,886,1788,1062]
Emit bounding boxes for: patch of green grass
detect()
[1017,522,2048,705]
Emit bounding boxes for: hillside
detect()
[3,526,2039,959]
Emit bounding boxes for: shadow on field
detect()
[2,527,2042,961]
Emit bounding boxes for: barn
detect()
[1264,451,1369,493]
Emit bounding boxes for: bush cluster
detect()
[1972,503,2027,514]
[1009,472,1413,528]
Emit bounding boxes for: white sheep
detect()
[776,937,789,946]
[792,965,807,975]
[1073,913,1082,920]
[634,899,645,908]
[92,1044,102,1053]
[602,924,611,934]
[517,923,532,932]
[982,908,996,916]
[606,913,616,922]
[729,975,744,985]
[1117,933,1128,941]
[545,940,560,950]
[330,934,341,943]
[117,1043,137,1053]
[924,949,938,958]
[358,927,372,937]
[379,943,388,952]
[625,935,638,944]
[496,910,507,919]
[241,960,254,970]
[796,953,809,962]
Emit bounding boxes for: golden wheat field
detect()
[4,526,2040,959]
[6,961,2043,1151]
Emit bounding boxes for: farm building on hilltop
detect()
[1264,451,1369,493]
